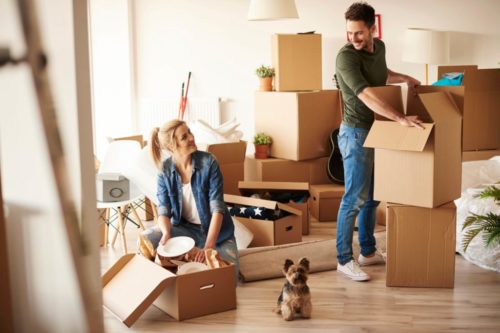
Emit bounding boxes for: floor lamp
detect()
[248,0,299,20]
[402,28,449,85]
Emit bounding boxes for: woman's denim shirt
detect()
[156,150,234,246]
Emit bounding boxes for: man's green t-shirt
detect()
[335,38,388,129]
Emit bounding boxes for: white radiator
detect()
[138,98,221,136]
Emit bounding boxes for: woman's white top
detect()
[181,183,201,225]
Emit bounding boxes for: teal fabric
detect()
[432,72,464,86]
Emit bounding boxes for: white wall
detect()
[127,0,500,145]
[0,0,102,332]
[89,0,500,151]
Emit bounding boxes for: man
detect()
[335,2,423,282]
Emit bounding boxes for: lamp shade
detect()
[248,0,299,21]
[402,28,449,64]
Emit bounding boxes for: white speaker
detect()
[96,173,130,202]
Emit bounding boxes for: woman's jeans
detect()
[142,223,240,279]
[336,123,379,265]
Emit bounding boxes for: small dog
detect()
[274,257,312,321]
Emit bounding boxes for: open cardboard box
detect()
[224,194,302,247]
[408,66,500,151]
[102,254,236,327]
[364,90,462,208]
[199,141,247,195]
[386,202,456,288]
[238,181,310,235]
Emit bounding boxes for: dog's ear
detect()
[283,259,294,274]
[298,257,310,272]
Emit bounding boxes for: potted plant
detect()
[255,65,275,91]
[253,132,273,159]
[462,184,500,252]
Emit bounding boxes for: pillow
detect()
[232,217,254,250]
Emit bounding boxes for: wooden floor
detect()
[101,218,500,333]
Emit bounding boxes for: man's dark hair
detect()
[345,2,375,27]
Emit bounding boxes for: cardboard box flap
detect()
[224,194,302,216]
[418,92,462,123]
[463,68,500,90]
[372,86,405,120]
[238,181,309,196]
[364,121,434,152]
[102,254,176,327]
[201,141,247,164]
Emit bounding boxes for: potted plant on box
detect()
[255,65,275,91]
[253,132,273,159]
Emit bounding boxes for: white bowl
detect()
[177,262,209,275]
[157,236,195,258]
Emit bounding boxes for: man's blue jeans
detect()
[336,123,379,265]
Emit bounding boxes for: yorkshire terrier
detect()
[274,257,312,321]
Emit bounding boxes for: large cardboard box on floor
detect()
[200,141,247,195]
[238,181,310,235]
[255,90,341,161]
[364,91,462,208]
[272,33,322,91]
[309,184,344,222]
[102,254,236,327]
[386,203,456,288]
[224,194,302,247]
[407,66,500,151]
[244,156,330,184]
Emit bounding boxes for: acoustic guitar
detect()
[327,73,345,184]
[327,128,344,184]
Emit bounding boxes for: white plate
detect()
[157,236,195,258]
[177,262,209,275]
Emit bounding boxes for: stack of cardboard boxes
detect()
[245,33,345,231]
[365,86,463,288]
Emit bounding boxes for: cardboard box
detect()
[201,141,247,195]
[102,254,236,327]
[309,184,345,222]
[272,33,322,91]
[408,66,500,151]
[364,91,462,208]
[376,201,387,226]
[245,156,330,184]
[224,194,302,247]
[462,149,500,161]
[386,203,456,288]
[238,181,310,235]
[255,90,341,161]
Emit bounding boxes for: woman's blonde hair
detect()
[149,119,186,169]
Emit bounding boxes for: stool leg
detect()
[151,202,158,222]
[104,208,110,247]
[117,205,128,253]
[111,206,125,247]
[130,204,145,230]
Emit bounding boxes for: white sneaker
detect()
[337,260,370,281]
[358,251,386,266]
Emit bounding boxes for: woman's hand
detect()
[195,240,216,263]
[159,231,170,246]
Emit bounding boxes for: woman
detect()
[142,119,239,274]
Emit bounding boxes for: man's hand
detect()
[398,115,424,129]
[405,75,421,96]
